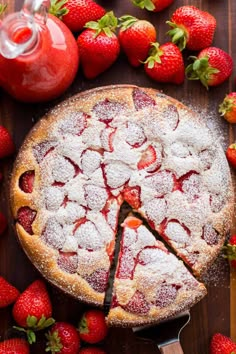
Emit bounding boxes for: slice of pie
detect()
[108,216,207,326]
[10,85,233,325]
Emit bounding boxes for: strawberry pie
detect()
[10,85,233,326]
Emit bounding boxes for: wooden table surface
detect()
[0,0,236,353]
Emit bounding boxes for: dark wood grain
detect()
[0,0,235,353]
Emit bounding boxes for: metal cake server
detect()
[133,310,190,353]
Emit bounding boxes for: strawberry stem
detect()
[166,21,186,51]
[0,3,7,15]
[185,55,219,90]
[85,11,118,38]
[144,42,163,69]
[49,0,68,19]
[132,0,155,11]
[219,97,234,116]
[118,15,138,30]
[45,329,63,353]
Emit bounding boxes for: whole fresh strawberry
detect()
[77,11,120,79]
[226,143,236,169]
[0,211,7,235]
[49,0,105,33]
[144,42,184,84]
[219,92,236,123]
[167,6,216,51]
[0,125,15,159]
[118,15,156,67]
[224,235,236,269]
[186,47,233,89]
[12,279,55,343]
[79,348,106,354]
[0,338,30,354]
[0,276,20,308]
[46,322,80,353]
[132,0,174,12]
[78,310,108,344]
[210,333,236,354]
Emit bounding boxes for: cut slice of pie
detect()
[107,216,207,326]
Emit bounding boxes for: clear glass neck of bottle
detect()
[0,0,49,59]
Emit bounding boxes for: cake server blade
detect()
[132,310,190,354]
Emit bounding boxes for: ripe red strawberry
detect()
[167,6,216,51]
[219,92,236,123]
[226,143,236,169]
[210,333,236,354]
[0,276,20,308]
[19,170,35,193]
[78,310,108,344]
[144,42,184,84]
[122,216,142,229]
[118,15,156,67]
[77,12,120,79]
[122,186,141,209]
[133,0,174,12]
[46,322,80,353]
[0,125,15,159]
[79,348,106,354]
[0,338,30,354]
[186,47,233,89]
[0,211,7,235]
[49,0,105,33]
[12,279,54,343]
[224,235,236,269]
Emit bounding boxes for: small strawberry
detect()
[167,6,216,51]
[77,11,120,79]
[0,276,20,308]
[0,211,7,235]
[46,322,80,353]
[122,186,141,209]
[210,333,236,354]
[79,348,106,354]
[0,338,30,354]
[0,125,15,159]
[225,143,236,169]
[224,235,236,269]
[132,0,174,12]
[12,279,55,344]
[144,42,184,84]
[19,170,35,193]
[118,15,156,67]
[186,47,233,89]
[219,92,236,123]
[78,310,108,344]
[49,0,105,33]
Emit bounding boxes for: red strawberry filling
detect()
[33,141,56,163]
[58,112,89,136]
[17,206,37,235]
[57,251,78,274]
[85,269,109,293]
[132,88,156,110]
[177,171,201,201]
[19,170,35,193]
[125,122,146,148]
[155,283,179,308]
[123,291,150,315]
[100,127,116,152]
[122,185,141,209]
[162,104,179,131]
[92,99,126,124]
[202,224,219,245]
[137,145,157,170]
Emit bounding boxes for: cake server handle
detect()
[159,340,184,354]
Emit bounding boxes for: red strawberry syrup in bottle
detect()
[0,0,79,102]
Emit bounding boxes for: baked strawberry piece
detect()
[108,216,206,326]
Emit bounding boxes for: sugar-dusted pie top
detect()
[10,85,233,324]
